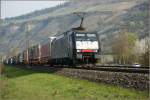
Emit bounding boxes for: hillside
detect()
[0,0,149,56]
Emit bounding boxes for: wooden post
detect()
[0,63,4,75]
[0,56,4,75]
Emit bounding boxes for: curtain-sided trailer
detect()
[40,37,55,65]
[22,37,56,66]
[28,45,41,65]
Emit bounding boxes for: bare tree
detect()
[112,32,137,64]
[140,37,149,66]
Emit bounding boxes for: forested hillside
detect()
[0,0,149,56]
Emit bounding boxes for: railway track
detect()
[97,65,149,69]
[63,64,149,74]
[75,66,149,74]
[29,64,149,74]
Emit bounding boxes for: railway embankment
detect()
[2,66,149,100]
[14,65,149,91]
[55,68,149,91]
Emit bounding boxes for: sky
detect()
[1,1,66,19]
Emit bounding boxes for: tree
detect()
[139,37,149,66]
[112,32,137,64]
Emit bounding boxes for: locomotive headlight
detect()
[93,50,98,52]
[77,50,81,52]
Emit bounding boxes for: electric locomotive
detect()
[50,12,100,65]
[51,29,100,65]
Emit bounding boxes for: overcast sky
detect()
[1,1,66,19]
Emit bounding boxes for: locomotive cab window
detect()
[76,33,86,41]
[87,34,96,37]
[87,33,97,41]
[76,34,86,37]
[75,33,97,41]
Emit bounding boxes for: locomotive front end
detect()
[75,32,100,64]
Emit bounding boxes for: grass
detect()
[0,65,149,100]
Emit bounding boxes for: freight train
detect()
[4,29,100,66]
[4,12,101,66]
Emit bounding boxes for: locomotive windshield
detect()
[75,33,97,41]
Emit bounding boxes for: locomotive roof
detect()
[55,29,97,37]
[71,30,97,34]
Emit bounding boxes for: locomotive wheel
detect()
[72,59,77,67]
[67,59,76,67]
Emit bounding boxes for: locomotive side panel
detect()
[67,31,75,60]
[51,33,73,64]
[52,34,67,59]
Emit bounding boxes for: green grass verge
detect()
[0,65,149,100]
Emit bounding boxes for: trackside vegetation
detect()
[0,65,149,100]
